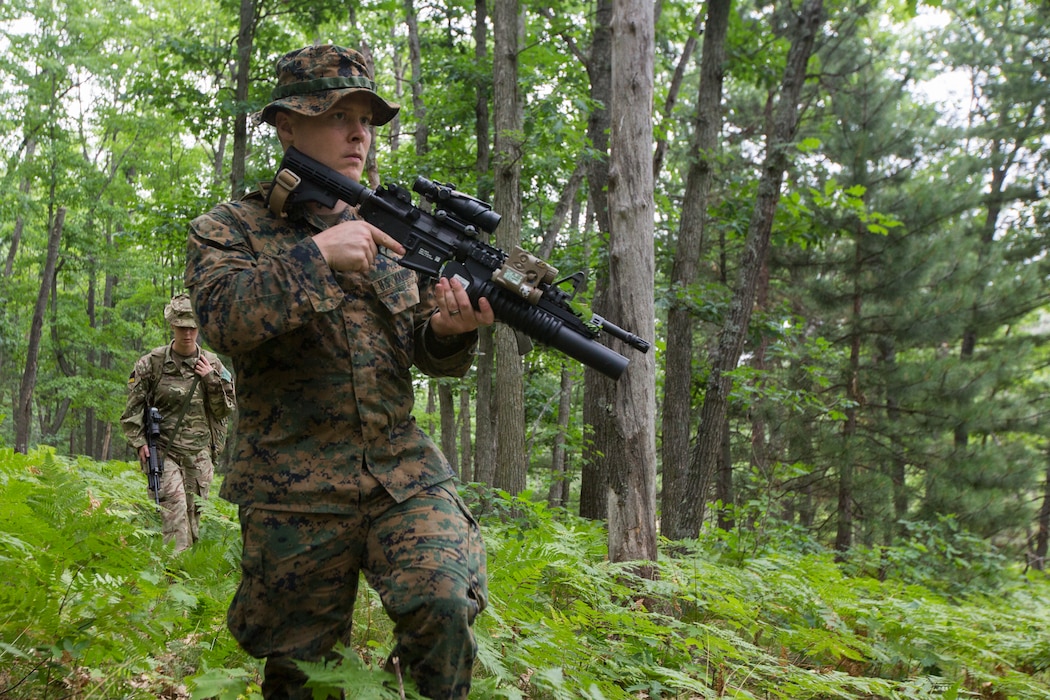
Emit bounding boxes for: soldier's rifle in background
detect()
[268,147,651,380]
[145,407,163,505]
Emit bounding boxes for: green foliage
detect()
[0,447,250,698]
[2,455,1050,699]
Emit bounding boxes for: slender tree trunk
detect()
[16,207,65,453]
[230,0,255,198]
[492,0,526,495]
[1033,450,1050,572]
[472,0,496,489]
[653,10,705,179]
[715,418,733,531]
[683,0,824,538]
[580,0,614,521]
[404,0,428,155]
[836,241,863,554]
[475,328,496,486]
[660,0,731,541]
[425,380,436,436]
[459,388,473,482]
[4,139,35,278]
[440,382,458,477]
[547,368,574,508]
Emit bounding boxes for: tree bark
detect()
[548,368,574,508]
[459,388,473,482]
[230,0,255,199]
[492,0,527,495]
[472,0,496,490]
[660,0,731,541]
[683,0,824,538]
[604,0,657,565]
[579,0,614,522]
[16,207,65,453]
[1033,451,1050,572]
[440,382,457,477]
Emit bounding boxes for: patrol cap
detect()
[258,44,401,127]
[164,293,198,329]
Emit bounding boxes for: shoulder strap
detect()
[167,375,201,447]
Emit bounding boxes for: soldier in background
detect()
[120,293,236,552]
[185,44,491,700]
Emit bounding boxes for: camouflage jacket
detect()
[185,186,478,511]
[120,344,236,458]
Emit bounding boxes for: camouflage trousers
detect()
[227,477,488,700]
[149,447,213,552]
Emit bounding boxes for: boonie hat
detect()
[164,294,198,329]
[259,44,400,127]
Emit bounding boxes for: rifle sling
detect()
[268,168,301,218]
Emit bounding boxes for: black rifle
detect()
[268,147,651,380]
[145,406,163,504]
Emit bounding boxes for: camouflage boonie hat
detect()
[259,44,400,127]
[164,293,198,328]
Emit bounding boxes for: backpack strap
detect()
[166,375,200,454]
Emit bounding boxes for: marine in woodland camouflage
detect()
[187,43,487,699]
[186,187,488,698]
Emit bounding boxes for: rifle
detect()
[268,147,651,380]
[145,406,163,504]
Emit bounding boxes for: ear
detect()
[274,110,296,147]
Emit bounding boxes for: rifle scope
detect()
[413,177,501,235]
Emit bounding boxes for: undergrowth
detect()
[1,447,1049,699]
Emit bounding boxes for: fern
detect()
[2,453,1050,699]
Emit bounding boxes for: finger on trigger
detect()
[376,229,404,255]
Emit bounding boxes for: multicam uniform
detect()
[185,185,488,699]
[121,342,235,551]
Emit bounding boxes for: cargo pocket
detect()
[436,483,489,620]
[192,448,215,500]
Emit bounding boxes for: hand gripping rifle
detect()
[267,147,651,379]
[144,406,163,504]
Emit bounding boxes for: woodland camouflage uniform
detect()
[184,44,488,700]
[120,294,236,552]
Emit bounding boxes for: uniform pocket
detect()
[372,263,420,316]
[435,483,489,619]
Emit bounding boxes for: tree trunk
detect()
[836,241,862,554]
[1033,451,1050,572]
[604,0,657,565]
[653,10,706,179]
[4,139,35,278]
[548,368,574,508]
[579,0,614,522]
[660,0,731,541]
[472,0,496,490]
[492,0,527,495]
[458,388,473,482]
[404,0,428,156]
[230,0,255,199]
[683,0,824,538]
[474,328,497,486]
[16,207,65,454]
[440,382,458,477]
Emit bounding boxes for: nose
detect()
[347,120,367,142]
